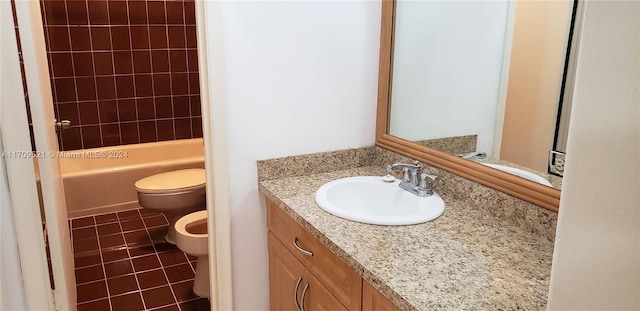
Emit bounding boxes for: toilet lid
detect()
[135,169,205,193]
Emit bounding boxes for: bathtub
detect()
[59,138,205,218]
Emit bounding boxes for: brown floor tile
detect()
[179,298,210,311]
[142,286,176,309]
[77,298,110,311]
[75,264,105,284]
[99,233,126,249]
[77,280,108,303]
[97,223,122,236]
[121,218,146,232]
[164,263,194,283]
[171,280,197,303]
[153,241,178,253]
[143,215,169,228]
[158,250,189,267]
[73,227,97,241]
[150,304,180,311]
[95,213,119,224]
[124,230,153,247]
[118,209,142,221]
[72,217,95,228]
[137,268,169,289]
[74,237,99,254]
[129,245,157,258]
[110,291,144,311]
[75,251,102,268]
[106,274,139,296]
[148,227,169,243]
[104,259,134,278]
[102,249,129,263]
[132,254,162,272]
[140,208,161,217]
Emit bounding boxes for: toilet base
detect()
[165,214,178,244]
[193,256,210,298]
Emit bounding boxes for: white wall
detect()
[389,0,509,156]
[547,0,640,309]
[217,2,381,309]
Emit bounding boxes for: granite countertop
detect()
[259,165,554,311]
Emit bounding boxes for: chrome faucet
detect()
[386,161,436,197]
[458,151,487,159]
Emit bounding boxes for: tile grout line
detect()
[117,209,148,310]
[143,211,181,310]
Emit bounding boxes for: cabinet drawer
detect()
[269,233,348,311]
[267,200,362,311]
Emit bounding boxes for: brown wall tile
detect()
[130,26,150,49]
[134,75,154,97]
[88,1,109,25]
[119,122,140,145]
[93,52,114,75]
[79,102,100,125]
[136,99,155,120]
[69,27,91,51]
[110,26,131,51]
[155,97,172,119]
[66,1,88,25]
[75,77,97,101]
[43,1,68,25]
[108,1,129,25]
[50,53,74,77]
[73,53,95,77]
[41,0,202,150]
[169,50,187,72]
[173,96,190,118]
[54,78,77,102]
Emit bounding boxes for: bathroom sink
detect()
[483,163,552,187]
[315,176,445,225]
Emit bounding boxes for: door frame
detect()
[196,1,234,309]
[7,0,235,310]
[1,2,55,310]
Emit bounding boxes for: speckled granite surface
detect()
[414,135,477,155]
[259,166,554,310]
[258,146,558,242]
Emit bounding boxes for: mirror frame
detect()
[375,0,560,212]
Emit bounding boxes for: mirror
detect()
[376,0,581,212]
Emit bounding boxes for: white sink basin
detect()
[315,176,445,225]
[483,163,552,187]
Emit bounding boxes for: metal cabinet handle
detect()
[293,238,313,256]
[294,276,302,311]
[300,282,309,311]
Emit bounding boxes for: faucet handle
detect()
[402,167,410,182]
[419,173,437,191]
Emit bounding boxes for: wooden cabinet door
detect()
[269,233,348,311]
[362,281,401,311]
[268,200,362,310]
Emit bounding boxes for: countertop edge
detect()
[259,182,418,311]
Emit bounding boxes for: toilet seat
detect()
[135,168,205,194]
[175,210,208,257]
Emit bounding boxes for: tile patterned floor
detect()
[70,209,210,311]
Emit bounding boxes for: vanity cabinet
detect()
[362,281,401,311]
[267,199,401,311]
[269,233,348,311]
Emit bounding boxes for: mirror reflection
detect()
[388,0,578,190]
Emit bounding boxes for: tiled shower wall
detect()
[41,0,203,151]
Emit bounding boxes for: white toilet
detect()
[175,210,209,298]
[135,168,206,244]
